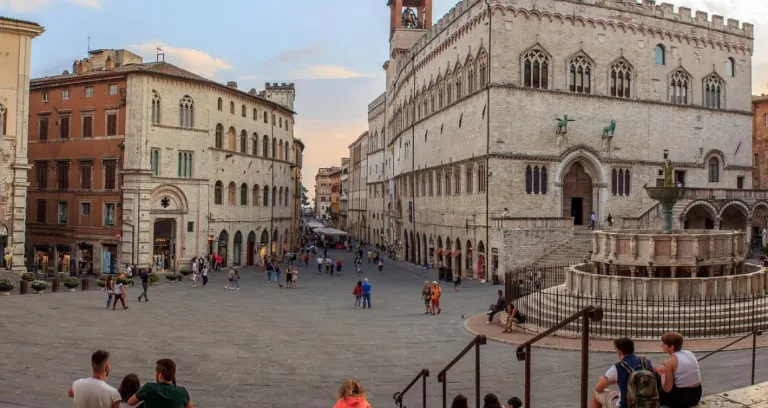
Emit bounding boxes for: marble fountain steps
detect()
[535,230,595,265]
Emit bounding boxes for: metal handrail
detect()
[436,334,487,408]
[515,306,603,408]
[699,328,763,385]
[393,369,429,408]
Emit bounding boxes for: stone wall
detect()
[494,220,573,273]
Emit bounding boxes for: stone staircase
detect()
[533,228,594,265]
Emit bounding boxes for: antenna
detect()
[156,47,165,62]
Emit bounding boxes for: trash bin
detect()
[81,278,90,291]
[52,278,60,293]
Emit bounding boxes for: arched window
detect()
[708,157,719,182]
[178,96,194,128]
[263,111,268,123]
[624,169,630,195]
[228,182,236,205]
[541,167,548,194]
[618,169,624,195]
[454,166,461,195]
[455,65,463,99]
[217,98,223,111]
[525,165,532,194]
[523,49,549,89]
[725,57,735,77]
[278,187,283,206]
[465,164,473,194]
[568,55,591,94]
[0,103,6,136]
[445,73,452,104]
[263,185,270,206]
[151,91,161,124]
[478,163,486,193]
[285,141,290,161]
[611,169,618,195]
[285,187,289,207]
[214,124,223,148]
[229,101,235,114]
[703,75,723,109]
[272,186,277,206]
[272,137,277,158]
[533,166,540,193]
[467,60,475,93]
[438,87,444,109]
[240,183,248,205]
[253,108,257,120]
[445,170,451,196]
[214,181,223,204]
[240,130,248,153]
[253,184,260,206]
[278,140,284,161]
[610,60,632,98]
[279,117,283,128]
[262,135,269,158]
[670,70,689,105]
[654,44,666,65]
[227,126,236,151]
[241,104,246,117]
[252,133,258,155]
[612,168,631,196]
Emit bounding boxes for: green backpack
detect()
[618,357,660,408]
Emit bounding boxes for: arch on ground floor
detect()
[681,200,718,230]
[217,230,229,267]
[455,238,462,275]
[477,240,486,279]
[719,201,749,231]
[403,230,410,263]
[247,231,256,266]
[436,236,444,266]
[445,237,453,271]
[555,149,603,226]
[416,232,422,265]
[271,229,278,254]
[283,228,289,252]
[233,231,243,266]
[410,230,415,264]
[259,230,269,262]
[423,234,428,266]
[465,240,474,277]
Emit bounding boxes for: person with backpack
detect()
[591,337,657,408]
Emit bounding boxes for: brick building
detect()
[339,157,350,230]
[314,167,338,219]
[329,167,342,227]
[0,17,44,272]
[753,95,768,189]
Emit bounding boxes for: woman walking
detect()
[112,276,128,310]
[286,266,293,288]
[202,263,209,287]
[430,281,442,315]
[422,281,432,314]
[453,269,461,291]
[137,268,150,302]
[291,267,298,288]
[105,275,115,308]
[353,281,363,307]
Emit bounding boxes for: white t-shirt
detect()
[192,262,198,273]
[604,366,620,406]
[317,257,323,264]
[114,282,123,294]
[71,377,121,408]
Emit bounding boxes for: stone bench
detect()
[694,381,768,408]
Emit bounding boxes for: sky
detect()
[2,0,768,203]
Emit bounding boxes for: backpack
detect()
[619,357,659,408]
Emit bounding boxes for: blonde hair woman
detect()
[333,379,371,408]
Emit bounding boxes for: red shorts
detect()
[431,299,440,307]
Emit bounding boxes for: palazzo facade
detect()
[360,0,755,278]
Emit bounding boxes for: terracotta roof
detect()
[0,16,42,27]
[31,61,294,113]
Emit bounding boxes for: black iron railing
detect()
[436,334,487,408]
[392,369,429,408]
[516,306,603,408]
[699,329,763,386]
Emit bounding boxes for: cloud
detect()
[264,44,325,67]
[239,74,266,81]
[128,42,234,79]
[68,0,102,8]
[287,65,378,80]
[0,0,50,12]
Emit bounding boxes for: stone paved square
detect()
[0,249,765,408]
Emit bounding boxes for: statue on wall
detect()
[402,8,419,28]
[663,160,675,187]
[554,115,575,135]
[602,120,617,138]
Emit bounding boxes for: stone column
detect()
[629,266,637,277]
[670,266,677,278]
[714,216,722,230]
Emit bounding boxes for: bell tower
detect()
[387,0,432,39]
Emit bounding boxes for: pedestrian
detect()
[117,374,141,408]
[274,263,281,283]
[430,281,442,315]
[112,277,128,310]
[67,350,121,408]
[316,256,323,274]
[355,257,362,274]
[367,250,372,264]
[202,264,209,287]
[451,394,469,408]
[483,393,503,408]
[137,269,149,302]
[291,267,298,289]
[336,258,343,275]
[304,253,310,267]
[453,269,461,291]
[191,264,199,288]
[591,337,656,408]
[506,397,523,408]
[590,211,596,230]
[332,379,371,408]
[378,258,384,274]
[127,359,194,408]
[266,261,274,282]
[353,280,363,308]
[105,275,115,309]
[362,278,372,309]
[325,257,332,274]
[215,253,222,272]
[286,266,293,287]
[226,267,235,290]
[233,268,240,290]
[422,280,432,314]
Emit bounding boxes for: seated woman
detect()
[655,332,702,408]
[502,303,522,333]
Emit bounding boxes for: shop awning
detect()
[434,249,443,256]
[307,222,324,230]
[314,227,349,236]
[449,250,462,258]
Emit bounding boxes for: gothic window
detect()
[421,171,427,196]
[618,169,624,195]
[525,165,532,194]
[708,157,719,182]
[240,130,248,153]
[445,170,451,196]
[263,111,268,123]
[428,171,434,197]
[178,95,194,128]
[478,163,486,193]
[0,103,6,136]
[228,182,236,205]
[654,44,666,65]
[252,133,258,155]
[415,173,420,197]
[725,57,735,77]
[240,183,248,205]
[253,108,258,120]
[214,181,223,205]
[467,64,475,93]
[478,49,488,86]
[611,169,631,195]
[568,55,592,94]
[263,185,270,206]
[610,60,632,98]
[455,64,463,99]
[272,137,277,158]
[272,186,277,206]
[454,166,461,195]
[217,97,223,111]
[466,164,474,194]
[230,101,235,114]
[703,75,723,109]
[523,49,549,89]
[241,104,246,117]
[278,187,283,206]
[533,166,540,193]
[253,184,260,206]
[263,135,269,158]
[445,73,452,104]
[151,91,161,124]
[436,169,442,196]
[479,61,487,86]
[670,70,689,105]
[624,170,630,195]
[611,169,617,195]
[438,87,444,109]
[285,141,290,161]
[525,165,548,194]
[541,167,548,194]
[284,187,289,207]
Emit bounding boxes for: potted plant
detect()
[63,277,81,292]
[96,278,107,288]
[21,272,35,282]
[0,278,14,295]
[30,280,49,293]
[166,274,179,282]
[179,268,192,277]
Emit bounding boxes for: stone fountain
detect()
[643,160,691,233]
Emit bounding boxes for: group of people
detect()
[352,279,372,308]
[450,393,522,408]
[102,268,153,310]
[68,350,193,408]
[486,290,524,332]
[421,280,442,315]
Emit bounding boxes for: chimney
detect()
[104,56,115,70]
[227,81,238,89]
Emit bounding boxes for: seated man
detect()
[486,289,505,323]
[591,337,657,408]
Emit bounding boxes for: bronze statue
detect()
[555,115,575,135]
[602,120,616,137]
[402,8,419,28]
[663,160,674,187]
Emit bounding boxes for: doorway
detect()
[571,197,584,225]
[154,219,176,271]
[562,161,593,226]
[247,231,256,266]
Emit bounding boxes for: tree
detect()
[301,184,310,206]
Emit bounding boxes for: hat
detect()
[508,397,523,408]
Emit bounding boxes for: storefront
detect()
[217,230,229,267]
[259,230,269,264]
[77,244,94,275]
[56,245,72,274]
[153,219,176,271]
[34,246,52,274]
[102,244,118,274]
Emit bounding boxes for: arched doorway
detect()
[477,241,486,280]
[283,228,289,253]
[247,231,256,266]
[445,237,453,270]
[410,231,415,264]
[153,219,176,271]
[271,229,278,254]
[403,230,409,263]
[562,162,594,226]
[683,202,717,230]
[218,230,229,267]
[455,238,462,275]
[720,204,748,231]
[233,231,243,266]
[436,236,443,266]
[465,240,473,277]
[416,233,422,265]
[259,230,269,263]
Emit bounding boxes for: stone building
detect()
[28,49,298,272]
[0,17,44,272]
[753,95,768,189]
[339,157,350,231]
[314,167,337,219]
[329,167,342,227]
[348,132,368,240]
[291,138,305,250]
[361,0,755,279]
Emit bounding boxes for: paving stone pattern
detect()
[0,249,765,408]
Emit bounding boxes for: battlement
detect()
[368,92,387,113]
[265,82,295,91]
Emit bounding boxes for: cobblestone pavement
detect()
[0,249,766,408]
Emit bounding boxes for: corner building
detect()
[368,0,754,279]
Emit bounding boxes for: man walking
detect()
[137,268,150,302]
[362,278,372,309]
[68,350,121,408]
[590,211,596,230]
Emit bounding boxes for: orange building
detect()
[26,50,136,274]
[330,168,342,227]
[753,95,768,189]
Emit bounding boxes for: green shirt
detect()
[135,382,190,408]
